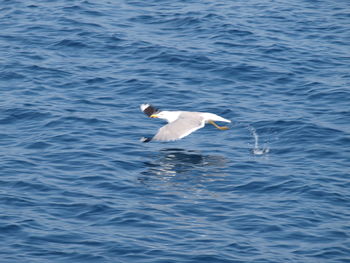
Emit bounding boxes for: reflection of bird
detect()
[140,104,231,142]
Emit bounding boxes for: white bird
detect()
[140,104,231,142]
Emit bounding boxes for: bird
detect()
[140,104,231,142]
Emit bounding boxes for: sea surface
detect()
[0,0,349,262]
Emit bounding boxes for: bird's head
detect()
[150,111,180,123]
[150,111,167,119]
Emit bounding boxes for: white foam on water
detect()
[249,126,270,155]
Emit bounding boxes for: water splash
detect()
[249,126,270,155]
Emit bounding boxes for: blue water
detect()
[1,0,349,262]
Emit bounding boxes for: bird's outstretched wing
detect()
[152,113,205,141]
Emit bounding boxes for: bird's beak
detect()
[150,114,158,118]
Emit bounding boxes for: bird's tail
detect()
[202,113,231,123]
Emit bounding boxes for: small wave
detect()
[1,71,26,80]
[53,39,88,48]
[0,108,52,125]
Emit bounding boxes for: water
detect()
[1,0,349,262]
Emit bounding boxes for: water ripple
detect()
[0,0,349,262]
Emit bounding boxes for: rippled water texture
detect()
[1,0,349,262]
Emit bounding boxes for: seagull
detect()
[140,104,231,142]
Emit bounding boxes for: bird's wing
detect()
[152,113,205,141]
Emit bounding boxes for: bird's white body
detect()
[156,111,231,124]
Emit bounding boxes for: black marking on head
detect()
[143,105,160,117]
